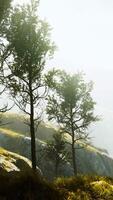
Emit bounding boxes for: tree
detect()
[0,0,12,117]
[44,131,68,177]
[1,0,55,170]
[0,0,12,22]
[46,70,98,175]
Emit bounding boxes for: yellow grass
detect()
[0,128,23,138]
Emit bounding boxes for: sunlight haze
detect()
[13,0,113,156]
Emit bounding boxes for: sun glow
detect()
[13,0,30,5]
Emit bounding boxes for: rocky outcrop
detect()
[0,147,32,172]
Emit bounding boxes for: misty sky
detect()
[13,0,113,156]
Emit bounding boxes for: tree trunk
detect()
[30,85,37,170]
[55,158,59,177]
[72,134,77,175]
[70,107,77,175]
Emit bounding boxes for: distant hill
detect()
[1,113,56,141]
[0,113,113,179]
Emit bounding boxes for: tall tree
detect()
[0,0,12,116]
[1,0,55,170]
[46,70,98,175]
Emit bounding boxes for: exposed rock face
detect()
[0,146,42,177]
[0,126,113,179]
[0,147,32,172]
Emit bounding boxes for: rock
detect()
[0,147,42,176]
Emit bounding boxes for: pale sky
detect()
[13,0,113,156]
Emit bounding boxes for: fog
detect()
[13,0,113,156]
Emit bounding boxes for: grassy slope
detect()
[54,175,113,200]
[0,113,113,199]
[0,146,112,200]
[0,127,23,138]
[0,172,112,199]
[1,113,56,141]
[0,124,103,155]
[0,113,106,154]
[1,112,113,179]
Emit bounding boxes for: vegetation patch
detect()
[54,176,113,200]
[0,171,63,200]
[91,180,113,198]
[0,166,112,199]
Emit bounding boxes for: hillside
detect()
[1,113,56,141]
[0,113,113,180]
[0,145,112,199]
[54,176,113,200]
[0,172,112,199]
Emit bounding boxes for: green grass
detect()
[0,173,112,199]
[54,176,113,200]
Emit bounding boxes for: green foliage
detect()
[0,0,11,22]
[0,0,12,122]
[46,70,98,174]
[2,1,55,103]
[0,0,56,117]
[44,132,68,176]
[46,70,98,132]
[0,0,56,170]
[54,176,113,200]
[54,176,90,191]
[91,180,113,198]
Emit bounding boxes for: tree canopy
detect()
[0,0,12,22]
[46,70,98,175]
[0,0,56,170]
